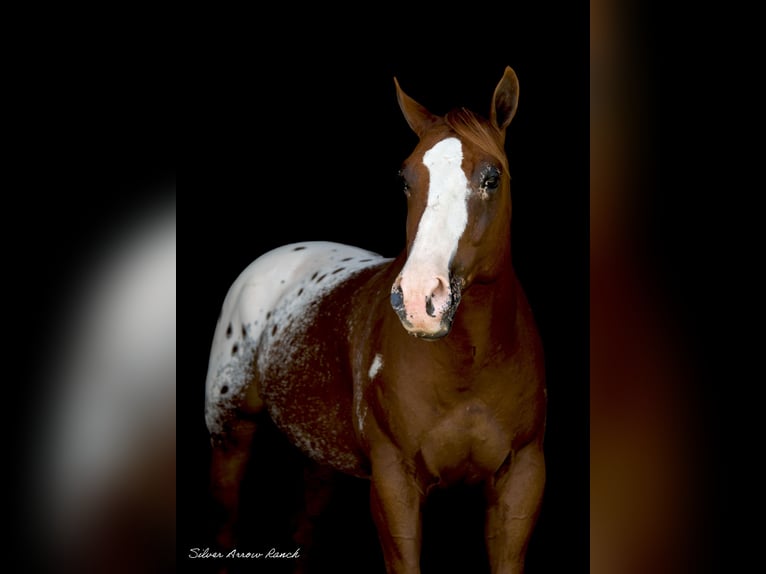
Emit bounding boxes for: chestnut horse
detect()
[205,66,546,574]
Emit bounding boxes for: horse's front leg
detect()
[369,442,424,574]
[485,440,545,574]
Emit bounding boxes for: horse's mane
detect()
[444,108,509,174]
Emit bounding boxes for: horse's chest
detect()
[418,399,510,485]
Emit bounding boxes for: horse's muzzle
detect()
[390,275,463,339]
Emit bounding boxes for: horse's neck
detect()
[444,264,519,362]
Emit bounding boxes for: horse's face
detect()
[390,68,519,339]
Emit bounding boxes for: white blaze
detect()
[406,137,468,272]
[397,137,468,330]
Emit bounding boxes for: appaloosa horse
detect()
[205,66,546,574]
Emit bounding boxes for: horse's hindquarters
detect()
[205,241,390,476]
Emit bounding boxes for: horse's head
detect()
[390,67,519,339]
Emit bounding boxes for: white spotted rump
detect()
[204,241,389,436]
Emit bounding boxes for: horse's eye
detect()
[480,168,501,194]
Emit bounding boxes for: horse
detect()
[205,66,546,574]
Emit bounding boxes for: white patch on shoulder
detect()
[368,354,384,379]
[204,241,390,436]
[355,354,384,438]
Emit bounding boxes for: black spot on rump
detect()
[316,274,327,283]
[293,246,306,251]
[332,267,345,274]
[266,311,272,320]
[311,271,319,280]
[220,385,229,394]
[341,257,353,262]
[298,288,304,296]
[272,324,278,336]
[232,344,238,355]
[241,325,247,337]
[359,258,373,262]
[226,323,232,338]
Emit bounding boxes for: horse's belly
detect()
[205,241,390,477]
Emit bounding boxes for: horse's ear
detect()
[395,77,439,138]
[491,66,520,133]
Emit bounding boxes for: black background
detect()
[179,6,589,573]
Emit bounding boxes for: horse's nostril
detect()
[390,288,404,311]
[425,295,436,317]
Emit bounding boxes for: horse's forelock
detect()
[444,108,509,175]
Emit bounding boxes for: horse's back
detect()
[205,241,390,474]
